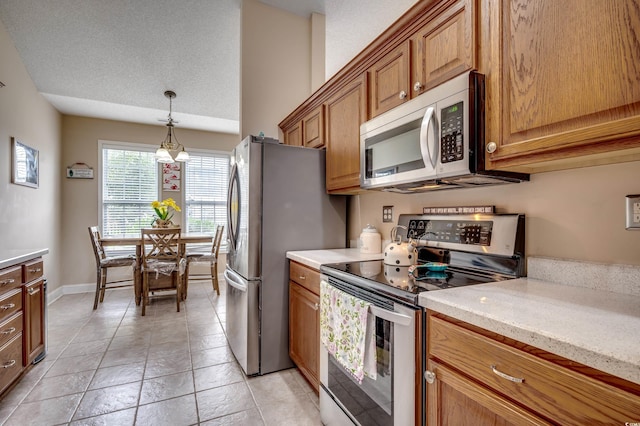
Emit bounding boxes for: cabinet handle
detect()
[399,90,407,99]
[0,303,15,311]
[0,327,16,335]
[0,279,15,286]
[313,303,319,311]
[486,141,498,154]
[2,360,16,369]
[28,287,40,296]
[298,274,306,280]
[424,370,435,384]
[413,82,423,92]
[29,268,42,273]
[490,364,525,383]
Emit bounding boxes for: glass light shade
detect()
[175,150,190,162]
[155,148,174,163]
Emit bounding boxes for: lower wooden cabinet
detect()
[24,279,45,365]
[426,312,640,425]
[289,261,320,392]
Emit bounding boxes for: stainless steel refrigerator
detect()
[223,135,347,376]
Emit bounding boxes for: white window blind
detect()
[101,145,158,237]
[185,151,229,246]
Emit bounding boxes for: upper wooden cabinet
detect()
[283,106,325,148]
[325,74,368,193]
[283,121,302,147]
[368,41,411,118]
[411,0,475,97]
[482,0,640,172]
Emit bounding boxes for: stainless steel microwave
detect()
[360,71,528,193]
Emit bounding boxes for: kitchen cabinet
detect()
[426,312,640,425]
[411,0,475,97]
[368,41,410,118]
[283,106,325,148]
[325,74,368,193]
[482,0,640,173]
[289,261,320,392]
[0,256,45,397]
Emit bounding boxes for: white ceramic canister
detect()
[359,224,382,254]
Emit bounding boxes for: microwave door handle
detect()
[369,305,412,326]
[420,106,438,168]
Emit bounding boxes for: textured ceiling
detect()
[0,0,325,134]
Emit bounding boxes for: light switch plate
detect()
[625,194,640,230]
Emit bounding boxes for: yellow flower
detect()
[151,198,181,220]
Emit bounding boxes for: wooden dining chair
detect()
[140,227,185,316]
[185,225,224,296]
[88,226,137,310]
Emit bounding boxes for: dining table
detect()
[100,231,213,305]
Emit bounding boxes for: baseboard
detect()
[47,283,94,305]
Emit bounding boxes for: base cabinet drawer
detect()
[0,289,22,323]
[427,314,640,425]
[0,267,22,292]
[0,334,24,395]
[0,313,23,349]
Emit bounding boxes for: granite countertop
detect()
[420,257,640,386]
[286,248,384,270]
[0,248,49,270]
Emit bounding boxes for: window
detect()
[184,151,229,246]
[100,142,158,237]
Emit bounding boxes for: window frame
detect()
[98,140,160,239]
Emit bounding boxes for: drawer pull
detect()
[28,287,40,296]
[0,327,16,335]
[424,370,436,384]
[491,365,525,383]
[0,279,15,286]
[29,268,42,273]
[299,274,306,280]
[2,360,16,368]
[0,303,16,311]
[313,303,319,311]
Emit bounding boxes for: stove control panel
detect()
[407,219,493,246]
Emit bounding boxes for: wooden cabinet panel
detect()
[426,359,550,426]
[289,261,320,295]
[0,313,23,349]
[284,121,302,147]
[289,281,320,392]
[302,105,325,148]
[24,279,45,365]
[0,267,22,292]
[428,314,640,425]
[0,289,23,323]
[325,74,368,193]
[23,259,43,283]
[412,0,475,96]
[368,41,410,118]
[483,0,640,172]
[0,334,23,395]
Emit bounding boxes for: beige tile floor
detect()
[0,279,321,425]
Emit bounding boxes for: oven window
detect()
[327,317,394,425]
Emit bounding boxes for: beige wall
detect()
[350,161,640,266]
[0,21,63,290]
[60,115,238,286]
[241,0,320,140]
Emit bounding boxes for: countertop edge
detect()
[420,280,640,386]
[0,249,49,270]
[286,249,384,270]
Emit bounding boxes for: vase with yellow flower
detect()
[151,198,181,228]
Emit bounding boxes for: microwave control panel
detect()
[440,101,464,163]
[407,219,493,246]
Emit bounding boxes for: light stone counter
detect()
[419,257,640,386]
[286,248,384,270]
[0,248,49,270]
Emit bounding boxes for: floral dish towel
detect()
[320,280,377,384]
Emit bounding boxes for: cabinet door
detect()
[284,121,303,147]
[368,41,410,118]
[302,105,325,149]
[289,281,319,391]
[426,359,550,426]
[23,279,45,365]
[411,0,475,97]
[484,0,640,172]
[325,74,368,193]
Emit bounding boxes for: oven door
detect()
[319,276,420,426]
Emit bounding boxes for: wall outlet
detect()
[383,206,393,223]
[625,194,640,230]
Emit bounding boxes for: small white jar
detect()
[359,224,382,254]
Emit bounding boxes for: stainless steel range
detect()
[319,213,525,426]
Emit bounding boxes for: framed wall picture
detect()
[12,138,39,188]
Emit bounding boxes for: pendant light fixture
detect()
[155,90,189,163]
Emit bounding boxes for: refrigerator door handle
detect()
[224,268,248,292]
[227,163,240,251]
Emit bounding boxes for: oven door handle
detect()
[369,305,412,326]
